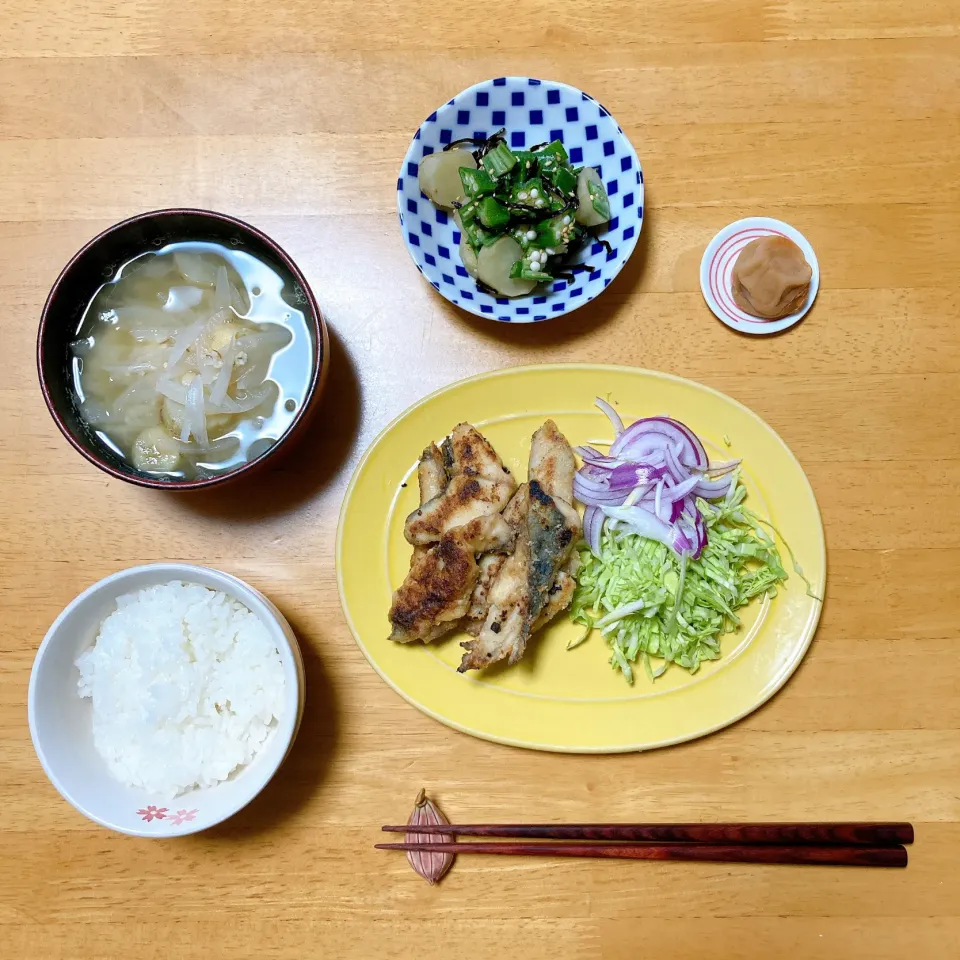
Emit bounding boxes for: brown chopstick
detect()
[377,841,908,868]
[381,822,914,846]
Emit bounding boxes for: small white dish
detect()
[700,217,819,335]
[28,563,305,837]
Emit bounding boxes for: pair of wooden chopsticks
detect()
[377,822,913,867]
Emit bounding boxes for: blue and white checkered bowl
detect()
[397,77,644,323]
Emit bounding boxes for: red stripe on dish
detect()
[709,229,770,325]
[708,228,789,326]
[715,237,766,322]
[715,231,790,322]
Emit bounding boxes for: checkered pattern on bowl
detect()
[397,77,644,323]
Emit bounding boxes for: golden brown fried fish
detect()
[464,553,507,637]
[529,418,576,503]
[533,554,580,633]
[404,424,516,546]
[389,513,515,644]
[458,421,581,672]
[458,479,579,670]
[411,443,449,568]
[418,442,447,502]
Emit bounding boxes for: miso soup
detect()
[70,241,313,480]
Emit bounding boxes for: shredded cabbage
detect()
[569,475,789,683]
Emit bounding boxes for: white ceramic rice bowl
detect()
[28,563,304,837]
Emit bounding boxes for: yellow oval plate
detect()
[337,365,825,752]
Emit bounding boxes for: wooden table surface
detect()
[2,2,959,957]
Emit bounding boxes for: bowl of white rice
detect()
[28,564,304,837]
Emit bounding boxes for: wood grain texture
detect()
[1,1,958,957]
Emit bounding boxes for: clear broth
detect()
[71,241,314,480]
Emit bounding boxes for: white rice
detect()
[76,580,286,798]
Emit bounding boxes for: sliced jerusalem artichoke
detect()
[459,236,479,278]
[575,167,611,227]
[418,148,477,209]
[477,236,535,298]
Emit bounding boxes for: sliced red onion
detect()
[610,462,666,487]
[584,463,661,490]
[580,458,626,478]
[580,462,610,481]
[661,474,700,505]
[614,432,672,462]
[692,473,735,499]
[611,416,706,468]
[653,416,708,466]
[674,514,697,556]
[654,479,665,522]
[704,458,742,477]
[623,482,655,507]
[603,506,696,557]
[663,444,689,484]
[575,470,631,495]
[576,407,732,559]
[693,513,706,559]
[595,397,625,436]
[616,432,689,483]
[583,505,603,556]
[581,463,646,486]
[573,474,631,507]
[602,505,675,549]
[575,446,624,467]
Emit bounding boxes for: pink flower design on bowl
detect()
[137,805,168,822]
[168,808,198,826]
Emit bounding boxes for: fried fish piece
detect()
[529,418,580,535]
[459,421,581,672]
[532,553,580,633]
[418,442,447,502]
[389,513,515,644]
[463,480,527,635]
[463,470,544,636]
[404,424,516,546]
[529,418,576,503]
[526,479,580,625]
[411,443,449,568]
[458,479,579,670]
[460,487,533,665]
[500,482,527,529]
[463,477,535,635]
[464,553,507,637]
